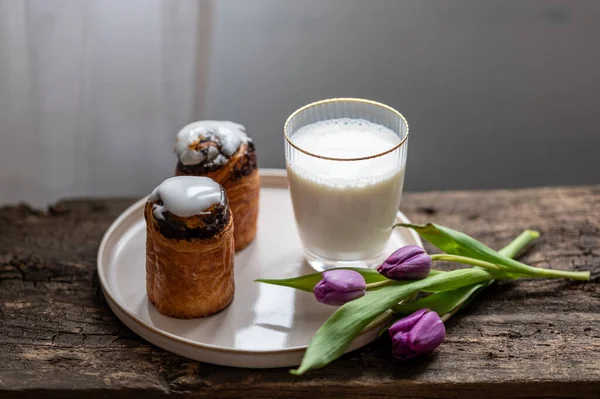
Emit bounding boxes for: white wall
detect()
[1,0,599,207]
[205,0,600,191]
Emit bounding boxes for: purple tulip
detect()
[313,269,366,306]
[389,308,446,360]
[377,245,432,280]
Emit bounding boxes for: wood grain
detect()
[1,186,599,398]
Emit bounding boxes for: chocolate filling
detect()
[177,141,257,180]
[146,189,231,241]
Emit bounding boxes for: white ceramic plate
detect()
[97,168,423,368]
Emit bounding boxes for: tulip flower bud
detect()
[389,308,445,360]
[377,245,432,280]
[313,269,367,306]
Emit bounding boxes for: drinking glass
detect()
[284,98,409,271]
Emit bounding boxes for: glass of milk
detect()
[284,98,409,271]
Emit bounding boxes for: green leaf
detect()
[398,223,589,280]
[292,230,541,374]
[350,268,394,284]
[398,223,526,269]
[394,229,538,318]
[393,283,487,316]
[291,267,494,375]
[498,229,539,258]
[255,273,323,292]
[255,267,390,292]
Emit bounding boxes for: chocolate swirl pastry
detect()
[145,176,235,319]
[150,193,230,241]
[175,121,260,251]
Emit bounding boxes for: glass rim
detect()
[284,97,409,162]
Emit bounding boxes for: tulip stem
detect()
[520,268,590,281]
[440,305,462,322]
[431,253,590,281]
[431,254,504,271]
[499,230,539,258]
[365,280,396,290]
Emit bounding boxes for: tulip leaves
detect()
[397,223,533,272]
[255,225,590,375]
[397,223,589,280]
[392,282,488,316]
[289,228,544,374]
[255,273,322,293]
[393,230,538,318]
[255,267,389,292]
[290,267,494,375]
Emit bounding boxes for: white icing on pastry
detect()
[175,120,250,166]
[149,176,223,219]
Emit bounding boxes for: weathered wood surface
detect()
[0,186,599,398]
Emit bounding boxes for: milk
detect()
[287,118,406,263]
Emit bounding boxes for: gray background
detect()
[1,0,599,207]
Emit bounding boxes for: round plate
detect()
[97,168,423,368]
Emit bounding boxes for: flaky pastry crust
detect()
[176,142,259,251]
[145,202,235,319]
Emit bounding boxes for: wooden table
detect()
[1,186,599,398]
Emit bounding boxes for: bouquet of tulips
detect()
[257,223,591,375]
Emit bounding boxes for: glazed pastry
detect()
[145,176,235,318]
[175,121,259,251]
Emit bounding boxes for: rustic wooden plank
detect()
[0,186,599,398]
